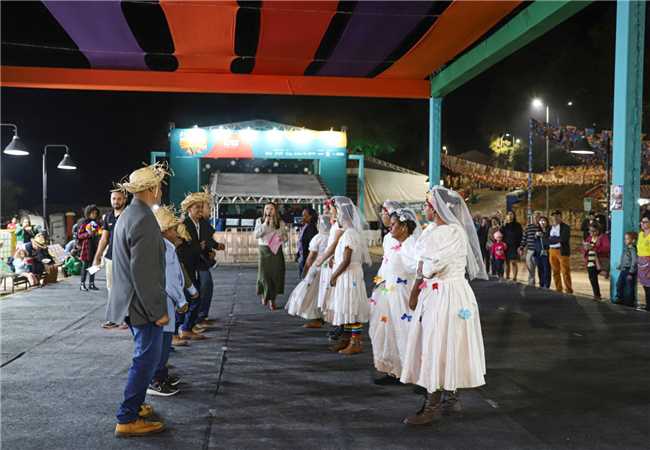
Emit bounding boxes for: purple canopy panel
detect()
[44,1,146,69]
[317,2,434,77]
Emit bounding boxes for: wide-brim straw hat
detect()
[32,234,47,248]
[117,162,171,194]
[180,188,212,212]
[153,204,180,232]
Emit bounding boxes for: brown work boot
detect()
[329,333,351,352]
[403,391,443,425]
[442,391,462,415]
[114,418,166,438]
[179,330,208,340]
[138,403,154,418]
[171,335,189,347]
[302,320,323,329]
[192,325,207,334]
[197,319,216,328]
[339,335,363,355]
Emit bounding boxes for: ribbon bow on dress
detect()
[401,313,413,322]
[396,277,408,285]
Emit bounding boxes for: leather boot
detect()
[89,282,99,291]
[442,391,462,415]
[329,333,351,352]
[80,282,88,292]
[403,391,443,425]
[114,418,166,438]
[339,334,363,355]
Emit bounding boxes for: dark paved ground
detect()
[1,264,648,450]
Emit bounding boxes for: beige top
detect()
[254,218,289,246]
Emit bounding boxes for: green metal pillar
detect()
[429,97,442,188]
[609,0,645,301]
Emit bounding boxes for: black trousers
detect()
[80,261,95,284]
[587,266,601,298]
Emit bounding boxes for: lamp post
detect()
[0,123,30,225]
[43,144,77,232]
[532,99,550,214]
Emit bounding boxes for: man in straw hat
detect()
[178,189,224,340]
[107,163,170,438]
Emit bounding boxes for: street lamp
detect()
[43,144,77,232]
[1,123,30,225]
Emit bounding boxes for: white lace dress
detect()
[326,228,369,326]
[369,234,418,377]
[318,223,341,317]
[285,234,327,320]
[400,223,486,392]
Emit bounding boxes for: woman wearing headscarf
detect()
[369,207,421,384]
[326,200,371,355]
[296,207,318,278]
[254,202,288,311]
[77,204,102,291]
[401,186,487,425]
[285,214,332,328]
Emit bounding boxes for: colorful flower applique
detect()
[390,243,402,251]
[431,282,439,291]
[352,281,357,288]
[380,315,389,323]
[401,313,413,322]
[458,308,472,320]
[418,280,428,290]
[368,297,377,305]
[380,284,395,294]
[373,275,384,285]
[396,277,408,285]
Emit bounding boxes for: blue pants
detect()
[535,255,551,288]
[180,291,200,332]
[152,332,173,383]
[197,270,213,321]
[116,322,163,424]
[615,270,637,306]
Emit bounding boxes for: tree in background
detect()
[489,134,522,169]
[349,138,397,158]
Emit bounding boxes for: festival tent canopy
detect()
[363,168,428,219]
[0,1,522,98]
[210,172,329,205]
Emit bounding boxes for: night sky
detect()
[1,2,648,214]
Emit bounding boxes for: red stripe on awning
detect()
[380,0,521,79]
[0,66,430,99]
[253,1,337,75]
[160,0,238,73]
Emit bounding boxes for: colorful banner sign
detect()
[171,126,347,160]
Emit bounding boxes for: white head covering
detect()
[382,200,403,215]
[427,186,488,280]
[393,207,422,240]
[318,214,332,235]
[334,198,371,265]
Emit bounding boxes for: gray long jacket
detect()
[106,198,166,326]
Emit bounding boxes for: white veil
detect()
[317,213,332,235]
[335,198,371,266]
[393,207,422,240]
[428,186,488,280]
[382,200,403,215]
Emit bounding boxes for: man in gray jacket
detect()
[107,163,169,438]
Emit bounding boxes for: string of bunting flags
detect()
[530,118,650,171]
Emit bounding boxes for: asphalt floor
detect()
[0,263,648,450]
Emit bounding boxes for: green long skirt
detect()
[257,246,286,301]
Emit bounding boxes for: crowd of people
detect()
[474,208,649,309]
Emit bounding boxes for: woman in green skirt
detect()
[255,202,289,310]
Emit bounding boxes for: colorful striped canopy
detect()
[1,1,521,98]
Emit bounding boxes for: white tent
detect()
[363,168,429,219]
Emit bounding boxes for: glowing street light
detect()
[531,98,544,109]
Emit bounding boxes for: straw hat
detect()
[117,162,171,194]
[176,223,192,242]
[180,186,212,212]
[32,233,47,248]
[153,204,180,232]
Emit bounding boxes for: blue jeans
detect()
[535,255,551,288]
[615,270,637,306]
[180,291,200,332]
[116,322,163,424]
[197,270,213,321]
[152,332,173,383]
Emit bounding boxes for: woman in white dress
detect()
[369,208,421,384]
[285,214,331,328]
[327,202,371,355]
[401,186,488,425]
[254,202,289,311]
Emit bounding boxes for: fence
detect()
[214,228,382,264]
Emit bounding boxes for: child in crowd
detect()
[12,248,39,286]
[148,205,195,397]
[615,232,638,307]
[490,231,507,280]
[63,248,83,277]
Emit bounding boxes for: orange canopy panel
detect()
[380,0,522,79]
[254,1,337,75]
[160,0,238,73]
[0,66,430,99]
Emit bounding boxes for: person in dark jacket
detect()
[534,216,552,288]
[296,207,318,278]
[501,211,523,282]
[76,204,102,291]
[548,210,572,294]
[477,217,490,274]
